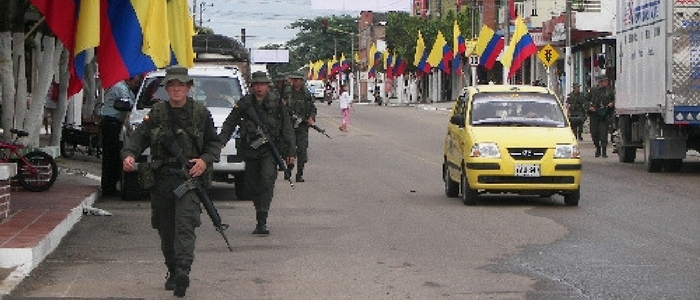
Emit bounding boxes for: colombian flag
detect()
[414,31,431,74]
[475,25,504,70]
[453,20,466,75]
[427,31,452,74]
[501,16,537,78]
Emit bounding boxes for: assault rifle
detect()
[244,105,295,189]
[291,112,332,139]
[163,130,233,252]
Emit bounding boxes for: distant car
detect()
[443,85,581,206]
[121,65,248,200]
[306,80,325,100]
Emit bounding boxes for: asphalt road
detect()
[6,101,700,299]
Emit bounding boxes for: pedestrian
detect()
[586,74,615,157]
[338,84,353,132]
[43,81,59,134]
[100,74,142,196]
[566,82,586,140]
[284,71,317,182]
[121,66,221,297]
[219,71,296,235]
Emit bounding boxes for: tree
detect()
[285,15,357,73]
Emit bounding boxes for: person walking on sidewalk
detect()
[100,74,141,196]
[122,66,221,297]
[566,83,586,141]
[219,71,296,235]
[338,84,353,132]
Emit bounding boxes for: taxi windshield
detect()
[469,93,567,127]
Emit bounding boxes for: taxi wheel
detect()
[461,172,478,206]
[563,188,580,206]
[443,164,459,198]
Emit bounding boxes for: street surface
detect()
[6,101,700,299]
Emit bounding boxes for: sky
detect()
[200,0,410,49]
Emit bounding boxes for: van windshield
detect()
[470,93,567,127]
[136,76,244,109]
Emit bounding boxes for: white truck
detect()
[615,0,700,172]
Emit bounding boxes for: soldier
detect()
[219,71,296,235]
[271,72,290,103]
[587,74,615,157]
[121,66,221,297]
[284,71,317,182]
[566,82,586,140]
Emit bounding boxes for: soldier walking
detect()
[566,82,586,140]
[219,71,296,235]
[121,66,221,297]
[587,74,615,157]
[284,71,317,182]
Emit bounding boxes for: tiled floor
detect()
[0,174,98,249]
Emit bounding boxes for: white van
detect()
[121,65,248,200]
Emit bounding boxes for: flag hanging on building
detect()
[427,30,452,74]
[501,16,537,78]
[453,20,466,75]
[414,31,431,74]
[475,25,504,70]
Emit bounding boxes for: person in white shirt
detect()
[338,84,353,132]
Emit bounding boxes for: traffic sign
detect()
[469,54,479,67]
[537,44,559,68]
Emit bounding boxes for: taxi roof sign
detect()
[537,44,559,68]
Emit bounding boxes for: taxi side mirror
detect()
[450,114,465,128]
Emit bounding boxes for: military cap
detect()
[274,72,287,81]
[249,71,271,84]
[289,71,305,79]
[161,65,192,86]
[595,74,609,81]
[572,82,581,87]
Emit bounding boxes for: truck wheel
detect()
[120,171,143,200]
[663,159,683,172]
[443,164,459,198]
[461,172,478,206]
[618,146,636,163]
[563,188,580,206]
[616,116,636,163]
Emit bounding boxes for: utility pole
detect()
[502,0,510,84]
[564,0,573,98]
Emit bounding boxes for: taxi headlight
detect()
[554,144,580,158]
[470,143,501,158]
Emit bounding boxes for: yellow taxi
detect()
[443,85,581,206]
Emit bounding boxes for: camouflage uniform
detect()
[121,66,221,296]
[566,84,586,140]
[284,71,317,182]
[219,71,296,234]
[587,75,615,157]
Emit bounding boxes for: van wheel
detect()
[461,172,478,206]
[563,188,580,206]
[444,164,459,197]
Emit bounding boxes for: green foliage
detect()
[285,15,358,72]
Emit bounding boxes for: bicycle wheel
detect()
[60,139,76,157]
[17,151,58,192]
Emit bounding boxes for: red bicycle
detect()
[0,129,58,192]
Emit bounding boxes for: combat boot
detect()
[602,146,608,158]
[173,266,190,297]
[164,264,177,290]
[253,211,270,234]
[283,168,292,181]
[295,163,305,182]
[595,146,601,157]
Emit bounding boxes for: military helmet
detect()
[595,74,609,81]
[289,71,305,80]
[250,71,272,84]
[161,65,192,86]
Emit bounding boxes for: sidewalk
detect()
[0,169,99,296]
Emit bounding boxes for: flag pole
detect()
[502,0,510,84]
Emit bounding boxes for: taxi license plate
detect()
[515,164,541,177]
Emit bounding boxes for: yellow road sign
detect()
[537,44,559,68]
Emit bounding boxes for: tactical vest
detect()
[148,100,208,165]
[237,94,286,156]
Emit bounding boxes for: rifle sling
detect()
[166,101,202,154]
